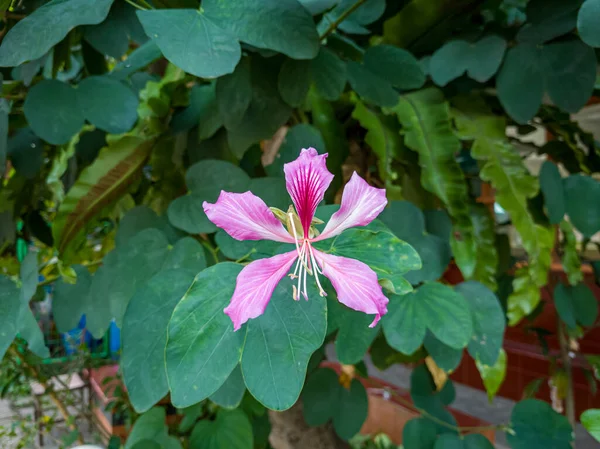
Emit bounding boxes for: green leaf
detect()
[352,101,403,195]
[564,174,600,238]
[453,96,553,325]
[321,0,385,35]
[497,40,596,123]
[0,0,113,67]
[387,88,477,279]
[24,80,84,145]
[203,0,319,60]
[302,368,340,426]
[581,409,600,442]
[53,136,154,262]
[109,40,162,80]
[578,0,600,47]
[310,48,347,101]
[455,281,505,366]
[84,2,146,58]
[125,407,167,449]
[116,205,182,247]
[163,238,207,273]
[402,418,437,449]
[216,58,252,129]
[167,160,250,234]
[476,349,507,402]
[539,161,565,224]
[209,365,246,409]
[122,269,195,413]
[7,128,44,179]
[559,220,583,286]
[384,282,473,354]
[518,0,582,44]
[434,434,494,449]
[468,205,498,290]
[278,59,312,107]
[137,9,241,78]
[0,277,22,359]
[410,365,458,432]
[172,83,223,139]
[17,305,50,358]
[347,61,398,107]
[333,379,368,440]
[506,399,573,449]
[363,45,425,90]
[52,265,92,333]
[429,36,506,86]
[423,333,462,372]
[241,281,326,410]
[189,409,252,449]
[335,309,380,364]
[19,251,38,304]
[265,124,325,177]
[0,99,8,175]
[77,76,139,134]
[166,263,245,408]
[554,282,598,329]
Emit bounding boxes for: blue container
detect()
[108,320,120,360]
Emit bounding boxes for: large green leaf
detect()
[115,205,182,247]
[387,89,477,279]
[539,161,565,224]
[334,379,368,440]
[347,61,398,107]
[363,45,425,90]
[581,409,600,443]
[122,269,195,413]
[383,282,473,353]
[402,418,437,449]
[53,136,154,262]
[453,96,553,325]
[563,174,600,238]
[430,35,506,86]
[124,408,167,449]
[137,9,241,78]
[17,305,49,358]
[189,409,252,449]
[241,281,326,410]
[77,76,139,134]
[203,0,319,60]
[554,282,598,329]
[171,83,222,140]
[278,59,312,107]
[209,365,246,409]
[578,0,600,47]
[506,400,573,449]
[455,281,504,365]
[497,40,596,123]
[423,333,462,372]
[52,265,92,333]
[216,58,252,129]
[24,80,84,145]
[0,277,22,359]
[0,0,113,67]
[434,434,494,449]
[335,309,380,364]
[166,263,245,408]
[410,365,458,433]
[311,48,347,101]
[167,160,250,234]
[518,0,582,44]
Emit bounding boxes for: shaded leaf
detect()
[539,161,565,224]
[476,349,507,402]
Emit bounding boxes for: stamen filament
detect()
[308,244,327,297]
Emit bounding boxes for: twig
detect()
[319,0,368,40]
[9,347,85,445]
[123,0,147,11]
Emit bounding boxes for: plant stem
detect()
[319,0,368,40]
[9,347,85,445]
[558,320,577,439]
[123,0,147,11]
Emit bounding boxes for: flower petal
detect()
[203,191,294,243]
[313,249,388,327]
[224,251,298,331]
[315,172,387,241]
[284,148,334,237]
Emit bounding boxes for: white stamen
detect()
[308,244,327,297]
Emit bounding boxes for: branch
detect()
[319,0,368,40]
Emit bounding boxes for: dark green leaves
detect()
[383,282,473,355]
[241,281,326,410]
[539,161,565,224]
[430,36,506,86]
[216,58,252,129]
[578,0,600,47]
[24,80,84,145]
[564,174,600,238]
[434,434,494,449]
[137,9,241,78]
[77,76,139,134]
[167,160,250,234]
[363,45,425,90]
[122,270,196,412]
[189,409,252,449]
[347,61,399,107]
[402,418,437,449]
[0,0,113,67]
[554,282,598,330]
[311,48,347,101]
[507,400,573,449]
[203,0,319,60]
[0,277,21,359]
[166,263,245,408]
[497,40,596,123]
[302,368,368,440]
[278,59,312,107]
[52,265,92,333]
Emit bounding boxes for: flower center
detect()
[287,212,327,301]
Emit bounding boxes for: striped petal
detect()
[284,148,333,238]
[315,172,387,241]
[313,249,388,327]
[224,251,298,331]
[203,191,294,243]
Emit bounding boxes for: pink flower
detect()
[203,148,389,331]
